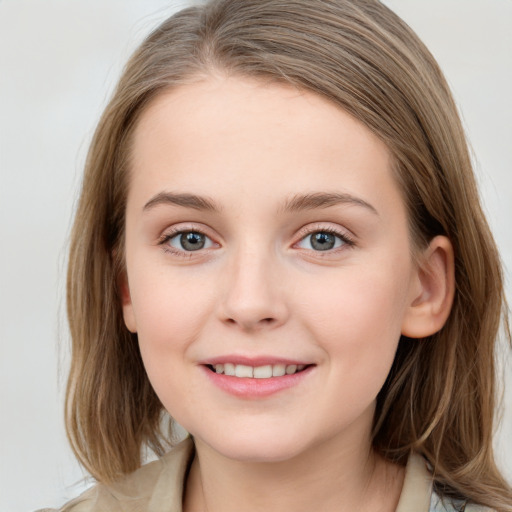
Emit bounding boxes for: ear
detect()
[401,235,455,338]
[119,271,137,333]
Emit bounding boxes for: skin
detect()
[122,76,454,512]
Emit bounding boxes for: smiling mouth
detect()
[206,363,309,378]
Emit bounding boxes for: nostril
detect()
[224,317,276,327]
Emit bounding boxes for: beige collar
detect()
[396,452,432,512]
[150,439,432,512]
[148,438,194,512]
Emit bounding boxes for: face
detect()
[122,76,423,463]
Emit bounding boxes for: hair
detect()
[65,0,512,509]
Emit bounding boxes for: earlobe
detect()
[119,272,137,333]
[401,236,455,338]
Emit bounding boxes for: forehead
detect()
[128,76,401,217]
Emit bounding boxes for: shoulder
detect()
[398,453,496,512]
[430,490,496,512]
[36,438,194,512]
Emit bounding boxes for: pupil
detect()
[181,232,205,251]
[311,232,335,251]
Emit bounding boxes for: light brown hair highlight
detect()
[65,1,512,509]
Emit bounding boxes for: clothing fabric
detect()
[37,438,494,512]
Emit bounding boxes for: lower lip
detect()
[202,366,314,398]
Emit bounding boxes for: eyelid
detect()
[155,222,355,257]
[293,223,356,250]
[157,223,220,256]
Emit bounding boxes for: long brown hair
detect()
[66,0,512,508]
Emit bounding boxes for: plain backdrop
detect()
[0,1,510,511]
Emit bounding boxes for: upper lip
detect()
[199,355,313,367]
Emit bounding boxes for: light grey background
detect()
[0,1,510,511]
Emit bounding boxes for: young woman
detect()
[41,1,512,511]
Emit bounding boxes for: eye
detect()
[296,230,350,251]
[167,231,215,252]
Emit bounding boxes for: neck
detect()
[183,424,404,512]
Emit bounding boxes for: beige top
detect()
[39,438,492,512]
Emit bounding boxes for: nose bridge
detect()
[219,240,288,331]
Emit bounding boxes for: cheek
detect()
[299,259,411,372]
[130,274,214,422]
[128,269,212,375]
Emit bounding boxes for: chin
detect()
[192,425,315,463]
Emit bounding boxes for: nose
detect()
[218,247,289,332]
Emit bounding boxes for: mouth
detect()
[201,359,315,398]
[205,363,310,378]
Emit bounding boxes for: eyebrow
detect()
[281,192,379,216]
[143,192,221,212]
[142,190,378,216]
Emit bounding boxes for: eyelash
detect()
[157,226,217,258]
[157,225,355,257]
[294,225,355,253]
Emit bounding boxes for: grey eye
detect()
[297,231,344,251]
[169,231,213,251]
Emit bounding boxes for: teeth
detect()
[235,364,253,378]
[285,364,297,375]
[224,363,235,376]
[272,364,286,377]
[253,365,272,379]
[212,363,306,378]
